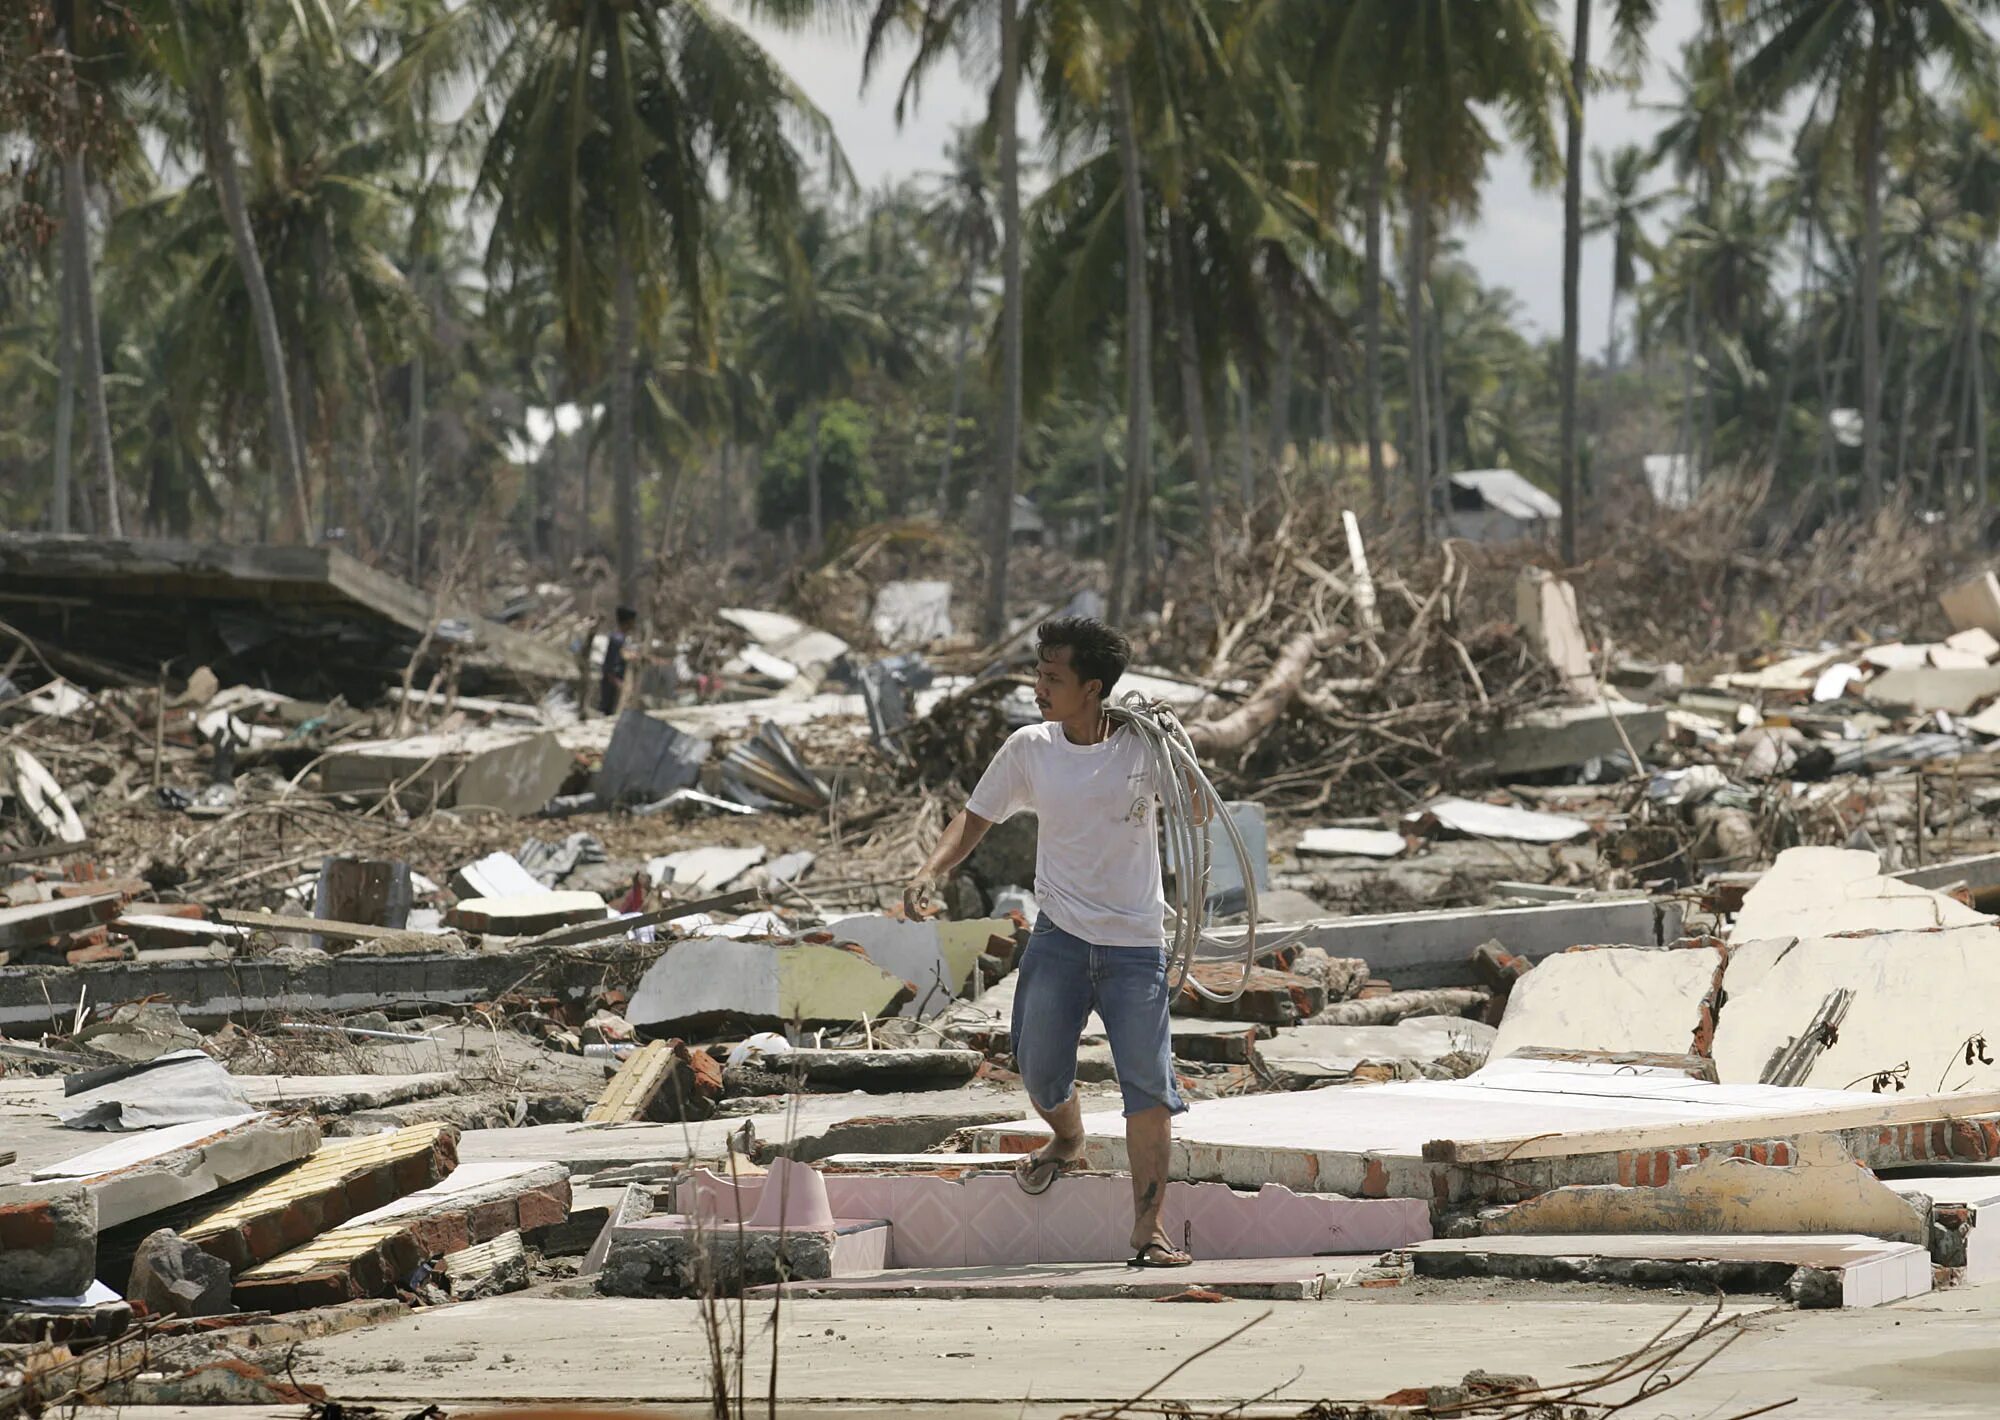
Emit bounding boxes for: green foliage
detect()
[756,400,883,533]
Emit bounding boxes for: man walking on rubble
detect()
[905,615,1203,1268]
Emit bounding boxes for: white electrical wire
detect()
[1105,691,1257,1004]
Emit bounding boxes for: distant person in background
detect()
[600,605,638,715]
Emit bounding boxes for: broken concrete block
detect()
[1175,963,1326,1026]
[1946,627,2000,662]
[129,1228,235,1317]
[1463,703,1667,778]
[1258,1017,1496,1084]
[1715,920,2000,1091]
[35,1113,322,1230]
[1419,797,1590,843]
[438,1230,529,1299]
[1862,664,2000,714]
[450,851,545,901]
[0,893,123,951]
[626,937,914,1036]
[823,914,1008,1016]
[0,1182,96,1299]
[338,1159,571,1244]
[1940,569,2000,637]
[585,1039,721,1123]
[73,1000,203,1063]
[445,891,606,936]
[1483,1135,1927,1244]
[321,728,571,816]
[231,1222,428,1311]
[1516,567,1594,698]
[181,1123,460,1272]
[594,710,709,808]
[1728,846,1983,944]
[1410,1232,1932,1307]
[598,1217,890,1295]
[1491,944,1726,1062]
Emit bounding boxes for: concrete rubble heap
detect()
[11,534,2000,1419]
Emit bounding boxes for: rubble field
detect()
[8,501,2000,1419]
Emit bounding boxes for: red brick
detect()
[405,1215,470,1257]
[1771,1142,1792,1167]
[121,900,206,919]
[516,1185,570,1232]
[464,1198,516,1241]
[343,1167,396,1215]
[1616,1152,1635,1186]
[0,1201,57,1251]
[1359,1158,1389,1199]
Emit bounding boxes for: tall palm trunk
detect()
[1109,64,1152,624]
[1267,268,1293,472]
[937,282,972,510]
[408,344,425,577]
[1362,97,1391,510]
[1976,297,1989,515]
[62,145,119,535]
[805,401,825,553]
[1556,0,1590,565]
[173,0,313,543]
[1858,40,1887,511]
[1168,207,1214,537]
[981,0,1023,641]
[1605,288,1620,373]
[1406,164,1432,544]
[612,256,640,605]
[321,215,392,542]
[53,225,77,534]
[1773,212,1814,473]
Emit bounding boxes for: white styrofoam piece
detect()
[1420,797,1589,843]
[1297,828,1408,859]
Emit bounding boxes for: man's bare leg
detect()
[1126,1104,1185,1256]
[1025,1092,1086,1170]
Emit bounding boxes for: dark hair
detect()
[615,605,638,626]
[1036,616,1131,700]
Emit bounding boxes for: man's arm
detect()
[904,808,996,917]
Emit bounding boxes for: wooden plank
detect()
[584,1041,672,1124]
[0,838,92,868]
[1424,1087,2000,1165]
[212,909,402,942]
[513,888,761,948]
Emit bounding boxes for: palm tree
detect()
[153,0,316,542]
[1584,145,1663,370]
[743,204,908,552]
[1557,0,1654,563]
[1733,0,2000,511]
[922,127,1000,513]
[863,0,1024,639]
[469,0,836,607]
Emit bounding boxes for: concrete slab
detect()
[1728,846,1984,943]
[321,728,571,816]
[824,915,1010,1017]
[1258,1017,1496,1081]
[1297,827,1408,859]
[1714,923,2000,1090]
[1202,896,1684,991]
[1409,1233,1932,1308]
[960,1058,2000,1204]
[1486,1134,1928,1243]
[1866,666,2000,714]
[773,1255,1369,1300]
[1420,797,1590,843]
[446,891,607,935]
[32,1113,322,1229]
[1463,702,1668,777]
[1491,944,1725,1061]
[271,1293,1774,1408]
[648,846,768,894]
[625,936,913,1034]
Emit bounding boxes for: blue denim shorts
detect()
[1010,914,1187,1119]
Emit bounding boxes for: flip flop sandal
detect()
[1129,1241,1194,1269]
[1013,1150,1081,1196]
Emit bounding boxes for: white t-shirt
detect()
[965,721,1165,947]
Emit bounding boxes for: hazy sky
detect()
[741,1,1717,354]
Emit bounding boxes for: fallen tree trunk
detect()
[1185,630,1320,753]
[1312,987,1490,1027]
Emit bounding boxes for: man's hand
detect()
[903,874,941,920]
